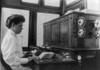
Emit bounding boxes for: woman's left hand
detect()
[32,54,39,60]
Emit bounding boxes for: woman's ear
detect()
[10,23,16,33]
[10,23,15,30]
[11,23,15,27]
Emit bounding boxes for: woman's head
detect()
[6,14,25,34]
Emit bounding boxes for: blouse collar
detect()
[8,29,17,37]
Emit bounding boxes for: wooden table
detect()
[28,50,100,70]
[34,58,77,70]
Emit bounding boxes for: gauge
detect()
[95,30,100,37]
[92,27,100,38]
[78,27,86,37]
[78,17,86,27]
[94,19,100,28]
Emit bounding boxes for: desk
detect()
[35,58,77,70]
[28,50,100,70]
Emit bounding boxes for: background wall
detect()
[1,7,29,47]
[37,12,59,46]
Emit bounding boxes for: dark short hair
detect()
[6,14,25,29]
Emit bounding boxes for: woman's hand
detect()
[32,54,39,60]
[27,56,34,62]
[27,55,39,62]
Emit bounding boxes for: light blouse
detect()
[1,29,28,70]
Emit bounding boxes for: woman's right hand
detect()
[27,56,34,62]
[27,55,39,62]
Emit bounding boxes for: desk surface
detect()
[34,58,77,70]
[29,50,100,70]
[34,58,100,70]
[36,58,75,64]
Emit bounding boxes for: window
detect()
[66,0,76,5]
[44,0,60,7]
[87,0,100,11]
[22,0,39,4]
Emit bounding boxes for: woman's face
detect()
[13,22,23,34]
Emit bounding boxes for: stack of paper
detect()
[39,52,54,59]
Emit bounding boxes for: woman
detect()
[1,14,38,70]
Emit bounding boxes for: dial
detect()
[78,27,86,37]
[94,19,100,28]
[78,17,86,27]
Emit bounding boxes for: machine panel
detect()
[43,12,100,49]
